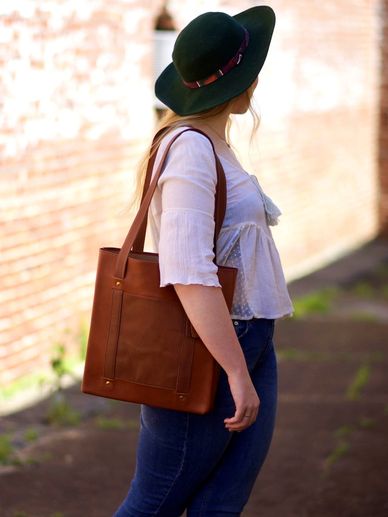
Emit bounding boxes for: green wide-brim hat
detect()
[155,5,276,116]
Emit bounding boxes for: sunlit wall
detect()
[0,0,384,390]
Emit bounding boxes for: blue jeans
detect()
[114,317,277,517]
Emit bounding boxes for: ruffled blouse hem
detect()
[230,310,294,321]
[160,278,222,288]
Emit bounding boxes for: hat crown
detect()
[172,12,246,83]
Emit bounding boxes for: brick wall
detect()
[231,0,382,278]
[379,0,388,236]
[0,0,386,389]
[0,0,158,387]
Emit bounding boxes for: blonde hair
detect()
[128,85,260,213]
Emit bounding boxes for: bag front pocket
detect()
[113,292,186,389]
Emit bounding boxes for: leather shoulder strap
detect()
[115,127,227,279]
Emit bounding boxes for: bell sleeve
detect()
[156,131,222,288]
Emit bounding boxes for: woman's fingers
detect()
[224,405,246,425]
[225,369,260,431]
[224,405,259,431]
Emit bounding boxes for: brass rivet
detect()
[178,395,185,400]
[105,380,111,385]
[115,281,121,286]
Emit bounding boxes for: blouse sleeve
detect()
[156,130,221,288]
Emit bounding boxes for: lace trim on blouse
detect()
[249,175,282,226]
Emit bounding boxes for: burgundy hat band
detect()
[182,28,250,89]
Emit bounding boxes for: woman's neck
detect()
[190,111,230,143]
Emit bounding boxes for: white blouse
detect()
[148,126,294,321]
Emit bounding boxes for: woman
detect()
[114,5,293,516]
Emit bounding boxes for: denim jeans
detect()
[113,317,277,517]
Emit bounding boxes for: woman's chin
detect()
[231,105,250,115]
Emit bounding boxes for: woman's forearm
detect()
[173,284,249,377]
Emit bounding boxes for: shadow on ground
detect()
[1,238,388,517]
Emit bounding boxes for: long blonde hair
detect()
[128,86,260,213]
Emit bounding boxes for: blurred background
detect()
[1,1,387,516]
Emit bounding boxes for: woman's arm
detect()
[155,131,258,430]
[174,283,260,432]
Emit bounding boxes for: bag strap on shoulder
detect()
[115,127,227,279]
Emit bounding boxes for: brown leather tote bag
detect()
[81,127,237,414]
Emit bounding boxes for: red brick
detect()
[1,0,387,390]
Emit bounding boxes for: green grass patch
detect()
[365,351,384,363]
[0,357,83,403]
[0,372,48,401]
[0,434,24,466]
[334,425,354,438]
[279,349,382,364]
[351,281,375,298]
[0,434,14,465]
[38,451,53,462]
[324,411,381,475]
[358,417,376,429]
[376,262,388,279]
[46,398,81,426]
[24,456,40,466]
[23,427,39,442]
[78,317,89,361]
[323,440,350,472]
[276,347,332,362]
[349,311,380,322]
[95,417,125,430]
[126,419,140,430]
[381,285,388,300]
[1,318,87,405]
[292,287,339,318]
[346,364,371,400]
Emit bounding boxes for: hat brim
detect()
[154,6,276,116]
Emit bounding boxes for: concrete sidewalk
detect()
[1,236,388,517]
[287,236,388,297]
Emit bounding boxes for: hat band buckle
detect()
[182,28,249,89]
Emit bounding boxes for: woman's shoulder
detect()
[152,126,218,183]
[158,125,215,154]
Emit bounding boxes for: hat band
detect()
[182,28,250,89]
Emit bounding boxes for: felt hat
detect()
[154,5,276,116]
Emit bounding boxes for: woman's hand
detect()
[224,370,260,432]
[172,284,260,431]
